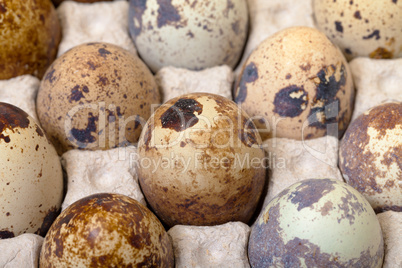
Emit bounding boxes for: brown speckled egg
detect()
[0,103,63,239]
[313,0,402,60]
[129,0,249,72]
[137,93,266,227]
[36,42,160,155]
[234,26,355,141]
[0,0,61,80]
[249,178,384,268]
[40,193,174,267]
[339,102,402,213]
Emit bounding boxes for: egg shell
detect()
[249,178,384,267]
[313,0,402,60]
[40,193,174,267]
[128,0,249,72]
[0,103,63,239]
[36,42,160,155]
[339,102,402,213]
[234,26,355,141]
[137,93,266,227]
[0,0,61,80]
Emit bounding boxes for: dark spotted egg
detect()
[137,93,266,227]
[128,0,249,72]
[0,103,63,239]
[234,26,355,141]
[249,178,384,268]
[36,42,160,155]
[39,193,174,267]
[313,0,402,60]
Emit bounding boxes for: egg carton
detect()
[0,0,401,267]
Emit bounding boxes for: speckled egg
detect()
[249,178,384,267]
[36,42,160,155]
[339,102,402,213]
[313,0,402,60]
[40,193,174,267]
[0,103,63,239]
[0,0,61,80]
[137,93,266,227]
[128,0,249,72]
[234,26,355,141]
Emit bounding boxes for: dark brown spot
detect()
[87,61,98,70]
[354,11,362,19]
[273,85,308,118]
[35,144,39,151]
[97,75,109,86]
[286,73,292,79]
[238,118,259,147]
[345,48,352,54]
[68,85,85,103]
[0,103,30,143]
[0,230,15,239]
[287,179,336,211]
[180,141,186,147]
[35,206,60,237]
[363,30,380,40]
[160,98,203,132]
[70,113,98,146]
[98,48,112,58]
[235,62,258,103]
[335,21,343,33]
[299,63,311,71]
[143,123,153,151]
[186,30,194,38]
[392,0,397,4]
[35,125,44,137]
[308,64,347,131]
[44,68,56,84]
[157,0,181,28]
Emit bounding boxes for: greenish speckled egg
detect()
[249,178,384,268]
[129,0,249,72]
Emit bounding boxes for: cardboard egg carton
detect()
[0,0,401,267]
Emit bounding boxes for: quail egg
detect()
[40,193,174,267]
[0,103,63,239]
[249,178,384,267]
[234,26,355,141]
[339,102,402,213]
[313,0,402,60]
[0,0,61,80]
[129,0,249,72]
[36,42,160,155]
[137,93,266,227]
